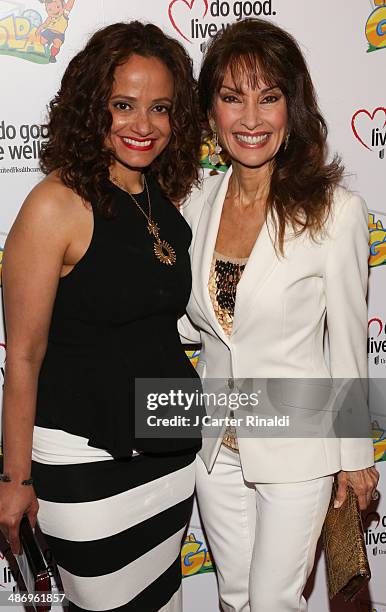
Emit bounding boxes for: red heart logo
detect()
[168,0,208,42]
[368,317,383,337]
[352,107,386,150]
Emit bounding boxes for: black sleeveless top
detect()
[35,176,201,457]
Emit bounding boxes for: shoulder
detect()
[328,186,368,238]
[23,173,84,216]
[331,185,367,222]
[181,171,227,222]
[9,173,87,242]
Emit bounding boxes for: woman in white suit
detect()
[179,19,379,612]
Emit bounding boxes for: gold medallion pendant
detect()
[154,240,177,266]
[110,175,177,266]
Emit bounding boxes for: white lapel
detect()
[191,168,232,346]
[232,212,279,335]
[191,165,282,341]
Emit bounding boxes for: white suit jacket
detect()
[179,167,375,483]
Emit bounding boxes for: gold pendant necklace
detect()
[110,175,177,266]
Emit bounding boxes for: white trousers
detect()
[195,445,333,612]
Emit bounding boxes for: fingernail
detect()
[334,500,342,508]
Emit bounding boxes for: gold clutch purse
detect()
[322,481,371,602]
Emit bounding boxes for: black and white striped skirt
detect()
[31,426,196,611]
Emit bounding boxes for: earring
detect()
[284,132,290,151]
[209,130,222,166]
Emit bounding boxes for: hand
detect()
[335,467,380,511]
[0,483,39,555]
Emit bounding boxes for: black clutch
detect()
[14,515,52,611]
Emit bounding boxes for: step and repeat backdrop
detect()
[0,0,385,610]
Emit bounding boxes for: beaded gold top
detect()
[208,252,248,336]
[208,251,248,452]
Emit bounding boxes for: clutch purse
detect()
[14,515,52,611]
[322,481,371,602]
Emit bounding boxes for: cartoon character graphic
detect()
[366,0,386,52]
[369,213,386,268]
[200,136,228,173]
[185,348,201,369]
[372,421,386,462]
[36,0,75,62]
[181,532,214,577]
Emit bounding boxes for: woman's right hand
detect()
[0,483,39,555]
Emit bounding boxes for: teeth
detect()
[235,134,269,145]
[123,138,152,147]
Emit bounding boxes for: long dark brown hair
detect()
[40,21,201,213]
[199,18,343,250]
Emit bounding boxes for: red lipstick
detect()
[120,136,156,152]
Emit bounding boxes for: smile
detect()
[121,137,156,151]
[234,133,270,146]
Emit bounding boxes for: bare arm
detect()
[0,178,73,552]
[36,16,53,34]
[64,0,76,14]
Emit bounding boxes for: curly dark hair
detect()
[40,21,202,213]
[199,18,344,251]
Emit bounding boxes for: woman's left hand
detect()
[334,467,380,510]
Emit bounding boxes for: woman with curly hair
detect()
[179,18,379,611]
[0,21,202,611]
